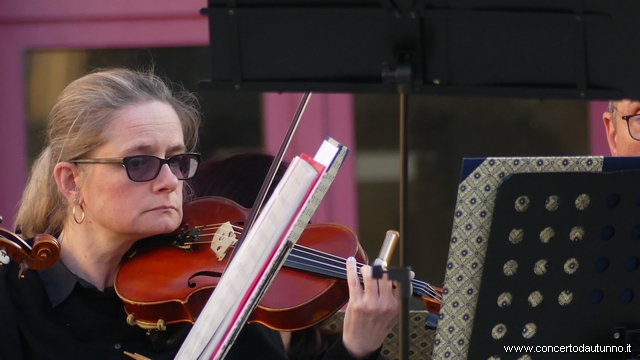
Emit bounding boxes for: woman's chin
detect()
[139,216,181,237]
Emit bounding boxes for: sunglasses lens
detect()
[127,156,160,182]
[169,154,199,180]
[124,154,199,182]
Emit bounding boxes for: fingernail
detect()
[347,256,355,262]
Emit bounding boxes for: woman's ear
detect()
[54,162,82,204]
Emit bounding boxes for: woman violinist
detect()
[0,68,400,360]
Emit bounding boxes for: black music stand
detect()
[436,156,640,360]
[197,1,640,359]
[468,165,640,359]
[465,163,640,359]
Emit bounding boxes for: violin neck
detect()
[284,244,425,297]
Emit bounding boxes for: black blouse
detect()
[0,259,380,360]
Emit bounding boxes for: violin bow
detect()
[228,92,312,262]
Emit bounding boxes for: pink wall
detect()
[589,101,611,156]
[0,0,208,228]
[0,0,608,234]
[263,93,358,232]
[0,0,359,232]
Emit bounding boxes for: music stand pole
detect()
[379,54,414,360]
[398,90,410,360]
[374,54,412,360]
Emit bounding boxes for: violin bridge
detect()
[211,221,237,261]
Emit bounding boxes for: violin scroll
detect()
[0,226,60,278]
[420,287,443,313]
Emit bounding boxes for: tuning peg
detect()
[18,260,28,279]
[0,215,3,224]
[14,225,21,235]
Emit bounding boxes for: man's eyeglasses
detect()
[71,153,201,182]
[618,112,640,141]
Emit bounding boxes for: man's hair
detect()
[609,100,618,129]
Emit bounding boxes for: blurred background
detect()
[20,48,594,295]
[1,1,609,309]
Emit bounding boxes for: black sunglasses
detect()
[71,153,201,182]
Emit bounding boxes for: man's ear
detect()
[54,162,82,204]
[603,111,618,156]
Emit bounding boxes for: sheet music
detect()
[213,138,343,359]
[175,156,321,360]
[313,140,339,167]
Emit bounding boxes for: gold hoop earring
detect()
[73,203,85,225]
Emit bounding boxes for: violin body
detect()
[251,223,366,330]
[115,196,367,331]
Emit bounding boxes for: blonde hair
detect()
[15,68,201,238]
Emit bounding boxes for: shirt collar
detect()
[38,260,101,307]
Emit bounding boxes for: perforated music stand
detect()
[435,156,640,360]
[197,1,640,358]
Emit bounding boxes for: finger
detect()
[389,271,414,298]
[360,265,379,298]
[377,269,393,296]
[409,271,415,294]
[346,256,363,301]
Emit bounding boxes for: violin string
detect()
[198,224,244,232]
[183,224,244,245]
[195,228,374,284]
[284,256,367,283]
[194,226,441,301]
[196,228,442,300]
[288,246,442,300]
[284,255,441,302]
[285,245,442,300]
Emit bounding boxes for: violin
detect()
[0,221,60,278]
[114,196,442,332]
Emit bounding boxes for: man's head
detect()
[603,99,640,156]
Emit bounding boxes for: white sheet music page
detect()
[313,140,339,167]
[174,155,321,360]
